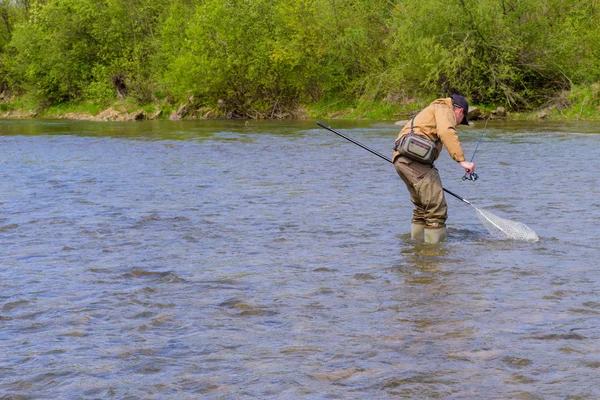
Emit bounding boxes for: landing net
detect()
[474,207,539,242]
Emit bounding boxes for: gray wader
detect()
[394,156,448,243]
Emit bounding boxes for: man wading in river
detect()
[393,94,475,244]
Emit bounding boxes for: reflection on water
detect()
[1,119,599,399]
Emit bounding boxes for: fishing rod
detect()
[316,122,540,242]
[462,117,489,181]
[316,122,471,205]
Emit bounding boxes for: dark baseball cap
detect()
[450,94,469,125]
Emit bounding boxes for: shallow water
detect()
[1,119,599,399]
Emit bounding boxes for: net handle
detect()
[317,122,472,205]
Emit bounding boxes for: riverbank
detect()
[1,86,599,122]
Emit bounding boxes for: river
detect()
[1,119,599,399]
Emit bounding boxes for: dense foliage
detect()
[0,0,599,117]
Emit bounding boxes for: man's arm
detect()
[434,105,475,174]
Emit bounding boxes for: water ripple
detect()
[0,120,599,398]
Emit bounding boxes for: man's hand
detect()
[460,161,475,174]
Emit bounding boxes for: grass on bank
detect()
[1,85,599,121]
[44,101,104,117]
[307,85,600,121]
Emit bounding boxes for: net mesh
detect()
[474,207,539,242]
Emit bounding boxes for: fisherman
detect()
[393,94,475,244]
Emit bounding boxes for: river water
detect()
[0,119,599,399]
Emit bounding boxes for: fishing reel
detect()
[461,118,488,183]
[462,171,479,181]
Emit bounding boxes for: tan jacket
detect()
[392,98,466,163]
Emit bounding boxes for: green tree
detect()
[4,0,168,104]
[2,0,599,114]
[158,0,325,117]
[382,0,600,108]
